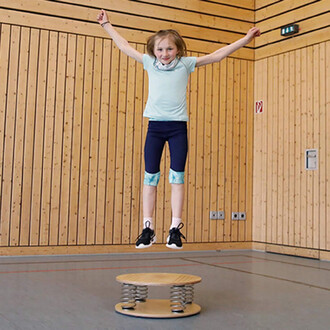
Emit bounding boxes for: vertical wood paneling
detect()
[20,28,39,246]
[261,58,268,244]
[203,64,212,242]
[210,61,220,242]
[95,38,111,245]
[113,51,128,244]
[68,35,84,246]
[253,40,329,253]
[254,58,268,243]
[57,33,76,246]
[104,43,119,245]
[265,56,273,244]
[0,0,328,257]
[288,51,295,247]
[231,59,240,242]
[217,60,227,242]
[319,42,326,251]
[0,26,10,238]
[122,52,136,244]
[1,26,20,246]
[282,52,289,246]
[300,48,308,247]
[306,46,313,248]
[312,44,320,250]
[1,0,255,253]
[87,37,102,245]
[294,48,301,247]
[272,56,279,244]
[30,29,48,246]
[238,60,247,242]
[48,31,65,246]
[224,58,234,242]
[130,43,145,243]
[245,60,254,241]
[0,25,254,250]
[326,41,330,251]
[277,54,284,245]
[10,27,30,246]
[194,64,205,243]
[78,36,93,245]
[187,51,198,243]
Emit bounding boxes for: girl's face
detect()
[154,37,178,65]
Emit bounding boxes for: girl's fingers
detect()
[251,27,261,37]
[97,9,107,22]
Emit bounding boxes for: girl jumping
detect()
[97,9,260,249]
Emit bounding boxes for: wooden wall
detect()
[253,0,330,260]
[0,0,255,255]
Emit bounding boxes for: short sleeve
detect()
[143,54,154,70]
[180,57,197,73]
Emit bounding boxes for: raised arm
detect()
[196,27,260,67]
[97,9,143,63]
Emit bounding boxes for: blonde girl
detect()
[97,9,260,249]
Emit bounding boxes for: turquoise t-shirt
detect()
[143,54,197,121]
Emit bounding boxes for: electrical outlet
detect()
[232,212,239,220]
[238,212,246,220]
[217,211,225,220]
[210,211,218,220]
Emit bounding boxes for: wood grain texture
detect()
[116,273,202,286]
[0,21,253,249]
[253,40,330,252]
[115,300,201,318]
[1,0,327,257]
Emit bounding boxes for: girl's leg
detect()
[142,122,165,228]
[167,183,186,249]
[171,183,184,219]
[136,186,157,249]
[143,184,157,221]
[168,122,188,226]
[136,122,165,249]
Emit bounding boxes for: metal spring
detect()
[170,285,186,313]
[136,285,148,302]
[120,283,137,310]
[184,284,194,304]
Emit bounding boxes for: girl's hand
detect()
[246,27,261,42]
[97,9,109,25]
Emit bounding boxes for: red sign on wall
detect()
[255,100,264,114]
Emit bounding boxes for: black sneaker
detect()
[166,223,186,249]
[135,221,156,249]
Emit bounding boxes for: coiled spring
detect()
[184,284,194,304]
[120,283,137,310]
[136,285,148,302]
[170,285,186,313]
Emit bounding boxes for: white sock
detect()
[143,217,154,230]
[170,217,182,229]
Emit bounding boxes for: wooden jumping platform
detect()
[115,273,202,318]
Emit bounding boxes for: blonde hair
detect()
[146,29,187,59]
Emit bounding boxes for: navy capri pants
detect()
[144,121,188,186]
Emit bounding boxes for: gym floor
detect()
[0,250,329,330]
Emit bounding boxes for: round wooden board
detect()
[116,273,201,286]
[115,299,201,318]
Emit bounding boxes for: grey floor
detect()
[0,250,329,330]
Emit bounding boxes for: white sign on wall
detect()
[305,149,318,170]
